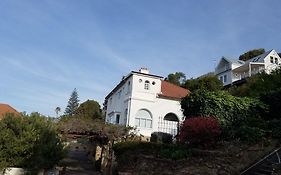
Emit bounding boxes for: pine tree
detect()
[64,88,79,116]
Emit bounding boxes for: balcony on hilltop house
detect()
[232,63,265,81]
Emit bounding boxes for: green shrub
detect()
[268,119,281,139]
[233,125,265,143]
[0,113,65,172]
[150,132,173,144]
[113,141,189,160]
[181,90,267,126]
[260,89,281,120]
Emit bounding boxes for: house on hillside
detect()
[215,49,281,86]
[104,68,189,137]
[0,103,20,119]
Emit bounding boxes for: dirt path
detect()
[60,143,101,175]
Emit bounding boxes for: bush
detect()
[233,125,265,143]
[181,90,267,126]
[260,89,281,120]
[268,119,281,139]
[150,132,173,144]
[0,113,65,172]
[113,141,190,160]
[179,117,221,147]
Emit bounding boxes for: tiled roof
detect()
[0,104,20,119]
[159,80,189,100]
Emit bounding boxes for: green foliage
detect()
[239,48,265,61]
[64,88,79,116]
[268,119,281,139]
[113,141,190,160]
[0,113,65,172]
[165,72,186,86]
[184,75,223,92]
[234,126,265,143]
[150,132,173,144]
[181,90,266,125]
[75,99,102,120]
[229,67,281,98]
[260,89,281,120]
[181,90,268,143]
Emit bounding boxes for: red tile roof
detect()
[0,104,20,119]
[159,80,189,100]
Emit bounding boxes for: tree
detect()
[0,113,65,173]
[184,75,223,92]
[239,48,265,61]
[75,99,102,120]
[165,72,186,86]
[55,107,61,117]
[64,88,79,116]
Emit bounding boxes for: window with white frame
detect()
[135,109,152,128]
[223,75,227,83]
[144,80,150,90]
[275,58,278,64]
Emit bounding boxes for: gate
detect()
[158,113,179,137]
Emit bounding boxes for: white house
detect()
[104,68,189,137]
[215,49,281,86]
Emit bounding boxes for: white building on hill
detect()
[104,68,189,137]
[215,49,281,86]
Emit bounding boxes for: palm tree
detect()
[55,107,61,117]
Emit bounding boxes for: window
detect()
[144,80,150,90]
[124,109,128,124]
[270,56,274,63]
[223,75,227,83]
[135,109,152,128]
[116,114,120,124]
[275,58,278,64]
[219,76,223,82]
[152,81,156,85]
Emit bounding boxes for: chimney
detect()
[139,67,149,74]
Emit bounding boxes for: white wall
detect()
[105,72,185,137]
[264,50,281,74]
[217,70,232,86]
[105,76,133,125]
[128,97,183,137]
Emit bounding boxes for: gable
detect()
[216,57,230,70]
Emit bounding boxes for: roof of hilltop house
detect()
[244,49,273,64]
[158,80,189,100]
[0,103,20,119]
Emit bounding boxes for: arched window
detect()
[144,80,150,90]
[135,109,152,128]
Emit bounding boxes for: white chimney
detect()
[139,67,149,74]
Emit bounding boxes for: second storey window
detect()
[275,58,279,64]
[223,75,227,83]
[144,80,150,90]
[270,56,274,63]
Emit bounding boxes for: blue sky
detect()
[1,0,281,116]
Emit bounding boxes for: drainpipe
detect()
[249,63,251,77]
[126,97,131,126]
